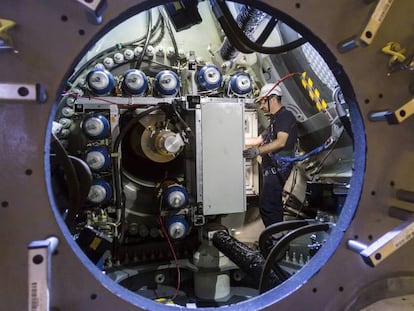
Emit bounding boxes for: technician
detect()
[243,83,298,227]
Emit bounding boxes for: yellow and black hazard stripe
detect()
[301,72,328,112]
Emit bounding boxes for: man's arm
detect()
[243,131,289,159]
[257,131,288,155]
[245,135,264,147]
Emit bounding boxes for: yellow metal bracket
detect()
[338,0,394,53]
[391,98,414,124]
[359,0,394,46]
[369,97,414,124]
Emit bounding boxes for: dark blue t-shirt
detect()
[261,107,297,169]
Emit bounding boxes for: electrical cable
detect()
[259,222,333,293]
[219,5,267,59]
[262,72,300,98]
[126,9,163,47]
[310,130,344,182]
[258,219,310,258]
[283,165,309,220]
[68,12,164,87]
[147,10,165,47]
[274,143,328,163]
[284,204,309,219]
[255,17,278,45]
[67,9,164,84]
[283,164,299,217]
[50,134,82,230]
[157,213,181,301]
[211,0,307,55]
[171,100,192,137]
[135,10,152,69]
[160,7,179,64]
[67,155,93,207]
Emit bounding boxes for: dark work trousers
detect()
[259,166,292,227]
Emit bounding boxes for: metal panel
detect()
[201,99,246,215]
[244,110,259,196]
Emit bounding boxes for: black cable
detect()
[50,134,81,230]
[171,100,192,136]
[126,10,163,47]
[211,1,253,54]
[211,0,307,55]
[67,10,164,84]
[283,165,301,218]
[259,222,333,293]
[255,17,278,45]
[148,14,165,47]
[135,10,153,69]
[67,155,93,207]
[83,14,164,74]
[258,220,310,257]
[311,130,344,181]
[219,5,263,59]
[284,204,309,219]
[160,8,179,64]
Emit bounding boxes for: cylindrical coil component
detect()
[162,184,188,209]
[227,71,253,96]
[122,69,148,96]
[87,179,112,205]
[165,215,189,239]
[154,70,180,97]
[85,146,111,172]
[82,114,110,140]
[86,68,115,95]
[197,64,223,91]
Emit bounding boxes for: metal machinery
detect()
[1,0,414,310]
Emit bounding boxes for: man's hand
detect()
[243,146,260,159]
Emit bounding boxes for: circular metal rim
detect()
[44,1,366,310]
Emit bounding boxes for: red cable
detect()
[157,214,181,301]
[264,72,301,97]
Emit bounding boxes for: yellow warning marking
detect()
[301,72,328,112]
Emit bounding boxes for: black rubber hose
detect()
[220,39,239,60]
[236,6,266,31]
[259,222,332,293]
[212,0,307,56]
[220,5,266,59]
[258,220,310,258]
[255,17,278,45]
[211,1,254,55]
[212,230,281,288]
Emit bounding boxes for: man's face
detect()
[259,97,269,112]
